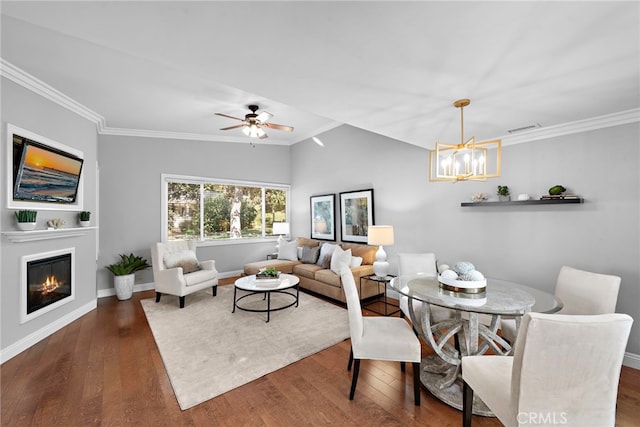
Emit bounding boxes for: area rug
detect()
[140,285,350,410]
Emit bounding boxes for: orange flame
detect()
[40,275,60,294]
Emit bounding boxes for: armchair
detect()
[150,241,218,308]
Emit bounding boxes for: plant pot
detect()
[114,273,135,300]
[498,195,511,202]
[79,220,91,227]
[17,222,37,231]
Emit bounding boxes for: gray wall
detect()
[97,135,291,291]
[1,78,98,353]
[291,123,640,355]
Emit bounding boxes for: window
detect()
[162,174,289,243]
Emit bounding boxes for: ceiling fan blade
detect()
[215,112,244,121]
[259,132,269,139]
[265,122,294,132]
[256,111,273,123]
[220,124,245,131]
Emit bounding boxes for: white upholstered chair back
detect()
[554,265,621,315]
[341,267,364,350]
[511,312,632,426]
[398,252,438,276]
[151,240,197,272]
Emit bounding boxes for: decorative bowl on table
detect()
[438,261,486,293]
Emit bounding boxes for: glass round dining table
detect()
[390,275,562,416]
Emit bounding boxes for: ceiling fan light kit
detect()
[216,104,294,140]
[429,99,502,182]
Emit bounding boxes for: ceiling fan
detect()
[215,105,294,139]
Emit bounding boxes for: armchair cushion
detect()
[163,249,200,274]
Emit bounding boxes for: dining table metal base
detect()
[421,355,493,417]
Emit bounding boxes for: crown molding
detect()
[1,58,105,129]
[501,108,640,146]
[3,58,638,145]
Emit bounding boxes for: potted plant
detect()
[497,185,510,201]
[106,253,151,300]
[15,210,37,231]
[78,211,91,227]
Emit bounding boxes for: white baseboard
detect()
[96,270,243,299]
[0,300,97,364]
[623,352,640,370]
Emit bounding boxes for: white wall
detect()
[1,78,99,360]
[96,135,292,291]
[291,123,640,357]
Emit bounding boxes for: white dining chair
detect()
[501,265,621,343]
[341,267,422,405]
[462,312,633,427]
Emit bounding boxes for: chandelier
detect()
[429,99,501,182]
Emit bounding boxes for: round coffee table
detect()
[233,273,300,322]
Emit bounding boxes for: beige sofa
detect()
[243,237,381,303]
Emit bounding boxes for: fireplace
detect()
[21,248,75,323]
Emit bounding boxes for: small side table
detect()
[359,274,400,316]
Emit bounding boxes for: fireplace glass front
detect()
[26,253,72,315]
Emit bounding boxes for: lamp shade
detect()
[273,222,290,235]
[367,225,394,246]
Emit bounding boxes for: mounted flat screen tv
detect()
[12,132,84,205]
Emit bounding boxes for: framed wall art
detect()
[310,193,336,241]
[339,189,374,243]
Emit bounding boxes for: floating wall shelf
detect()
[2,226,97,243]
[461,199,584,207]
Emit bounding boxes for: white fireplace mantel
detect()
[2,226,97,243]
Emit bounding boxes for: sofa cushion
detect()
[293,263,323,279]
[163,250,200,274]
[330,247,352,274]
[297,237,321,248]
[341,243,377,265]
[277,237,299,261]
[350,256,363,267]
[301,245,321,264]
[244,259,300,275]
[314,269,342,288]
[317,242,339,267]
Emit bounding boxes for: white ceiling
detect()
[1,1,639,148]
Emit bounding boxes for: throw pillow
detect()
[350,256,363,267]
[163,250,200,274]
[301,245,321,264]
[277,237,299,261]
[330,246,352,274]
[317,243,338,266]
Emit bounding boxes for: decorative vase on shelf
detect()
[17,222,37,231]
[79,220,91,227]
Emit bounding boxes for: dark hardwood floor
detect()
[2,279,639,426]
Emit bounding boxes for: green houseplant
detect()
[106,253,151,300]
[78,211,91,226]
[15,210,38,231]
[497,185,510,201]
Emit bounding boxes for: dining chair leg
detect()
[349,359,360,400]
[412,362,421,406]
[462,380,473,427]
[347,347,354,371]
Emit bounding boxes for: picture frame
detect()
[339,189,375,243]
[310,193,336,241]
[6,123,84,211]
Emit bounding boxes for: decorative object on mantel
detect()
[78,211,91,226]
[541,184,580,200]
[15,210,37,231]
[471,192,489,202]
[429,99,502,182]
[106,253,151,300]
[517,193,531,201]
[497,185,510,201]
[47,218,66,229]
[438,261,487,293]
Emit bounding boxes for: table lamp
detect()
[273,222,290,250]
[367,225,394,278]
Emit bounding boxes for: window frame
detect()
[161,173,290,247]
